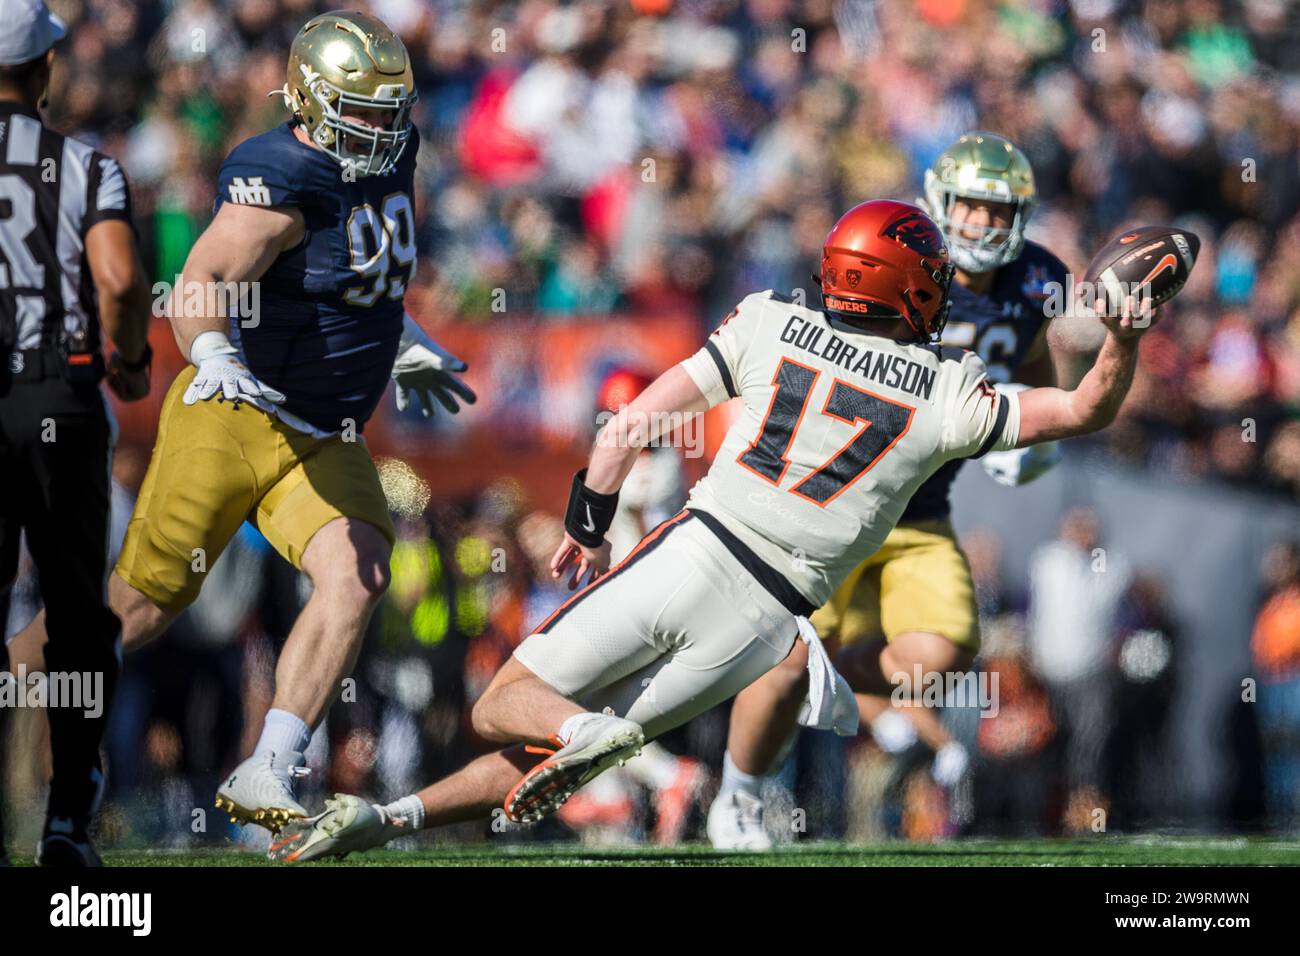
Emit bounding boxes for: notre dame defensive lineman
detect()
[0,0,151,866]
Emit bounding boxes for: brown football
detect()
[1082,226,1200,315]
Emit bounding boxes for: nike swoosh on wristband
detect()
[582,505,597,533]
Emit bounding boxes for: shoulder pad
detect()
[217,126,317,210]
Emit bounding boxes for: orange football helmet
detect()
[820,200,955,340]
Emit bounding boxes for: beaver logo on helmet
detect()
[882,211,946,259]
[846,269,862,287]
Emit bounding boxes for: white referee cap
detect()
[0,0,66,67]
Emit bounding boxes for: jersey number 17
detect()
[738,357,915,506]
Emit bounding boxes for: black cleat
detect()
[36,817,102,867]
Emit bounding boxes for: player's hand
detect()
[106,351,150,402]
[1099,293,1159,342]
[392,340,477,418]
[184,334,285,411]
[550,532,612,591]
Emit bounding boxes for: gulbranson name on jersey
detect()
[779,314,937,402]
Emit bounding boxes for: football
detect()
[1082,225,1201,315]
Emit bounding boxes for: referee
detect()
[0,0,151,866]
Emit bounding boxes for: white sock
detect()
[255,708,312,758]
[719,751,764,800]
[382,794,425,830]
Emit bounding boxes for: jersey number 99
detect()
[344,191,416,307]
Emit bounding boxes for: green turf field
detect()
[8,837,1300,867]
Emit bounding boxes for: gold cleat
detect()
[214,796,304,833]
[214,751,310,832]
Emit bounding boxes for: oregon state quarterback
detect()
[708,133,1072,848]
[10,10,474,834]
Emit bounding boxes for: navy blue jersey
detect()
[215,121,419,433]
[902,240,1067,521]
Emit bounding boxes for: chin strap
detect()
[269,84,294,111]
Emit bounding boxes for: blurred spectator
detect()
[1107,574,1180,829]
[1028,508,1131,831]
[1251,541,1300,831]
[973,616,1057,836]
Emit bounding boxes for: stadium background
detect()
[5,0,1300,851]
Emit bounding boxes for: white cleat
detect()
[505,713,645,824]
[707,790,773,850]
[215,750,310,833]
[268,794,405,863]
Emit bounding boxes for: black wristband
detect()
[564,468,619,548]
[119,342,152,373]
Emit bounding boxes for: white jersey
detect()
[680,290,1021,608]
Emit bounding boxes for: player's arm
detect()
[551,365,710,588]
[170,201,304,407]
[170,201,302,356]
[85,219,151,401]
[1015,308,1147,446]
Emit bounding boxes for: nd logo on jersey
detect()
[227,176,272,205]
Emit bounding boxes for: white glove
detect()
[931,741,970,788]
[393,315,476,417]
[183,330,284,411]
[981,382,1061,487]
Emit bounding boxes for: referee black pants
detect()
[0,374,121,824]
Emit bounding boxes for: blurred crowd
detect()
[41,0,1300,494]
[8,0,1300,846]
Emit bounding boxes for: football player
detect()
[707,132,1075,848]
[556,366,704,845]
[7,11,474,834]
[266,199,1152,863]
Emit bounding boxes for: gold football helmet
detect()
[922,132,1036,274]
[282,10,416,177]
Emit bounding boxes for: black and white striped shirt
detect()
[0,100,132,355]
